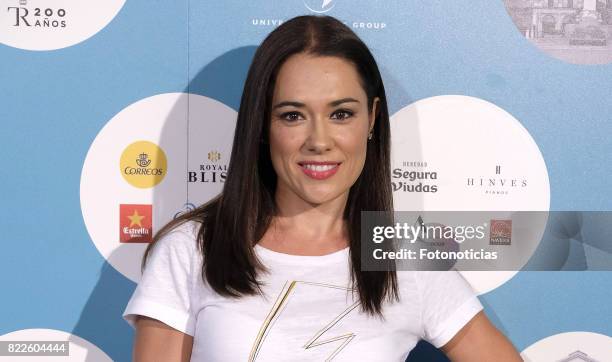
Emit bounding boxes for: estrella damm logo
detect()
[119,141,167,188]
[119,204,152,243]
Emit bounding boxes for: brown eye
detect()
[280,111,303,122]
[331,109,354,121]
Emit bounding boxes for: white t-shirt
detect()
[122,220,483,361]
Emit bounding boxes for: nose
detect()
[305,115,333,153]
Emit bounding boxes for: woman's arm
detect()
[133,316,194,362]
[440,311,523,362]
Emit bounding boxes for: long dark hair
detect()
[142,14,398,317]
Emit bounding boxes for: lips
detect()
[298,161,341,180]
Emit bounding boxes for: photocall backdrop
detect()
[1,0,611,361]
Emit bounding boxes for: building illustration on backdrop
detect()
[503,0,612,63]
[557,350,600,362]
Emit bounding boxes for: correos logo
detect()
[0,0,126,51]
[304,0,335,13]
[80,93,237,282]
[120,141,168,189]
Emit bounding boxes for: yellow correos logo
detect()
[120,141,167,188]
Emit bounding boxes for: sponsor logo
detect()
[303,0,335,14]
[392,160,439,193]
[6,2,67,29]
[467,165,527,196]
[490,219,512,245]
[188,150,227,183]
[174,202,196,219]
[119,204,152,243]
[1,0,126,51]
[250,0,386,31]
[120,141,167,188]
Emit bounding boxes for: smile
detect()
[297,162,341,180]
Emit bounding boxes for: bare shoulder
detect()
[134,315,194,362]
[440,311,523,362]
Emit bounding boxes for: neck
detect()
[264,185,350,251]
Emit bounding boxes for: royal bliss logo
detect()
[188,150,227,183]
[392,161,439,193]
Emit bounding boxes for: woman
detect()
[122,15,523,361]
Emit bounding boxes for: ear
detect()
[369,97,380,133]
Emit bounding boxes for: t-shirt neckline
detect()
[254,244,349,265]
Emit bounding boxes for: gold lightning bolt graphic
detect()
[249,280,359,361]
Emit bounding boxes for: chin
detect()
[300,189,344,205]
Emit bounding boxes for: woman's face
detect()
[268,52,379,206]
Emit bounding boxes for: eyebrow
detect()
[272,97,360,110]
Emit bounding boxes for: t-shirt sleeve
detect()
[122,220,201,336]
[416,270,484,348]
